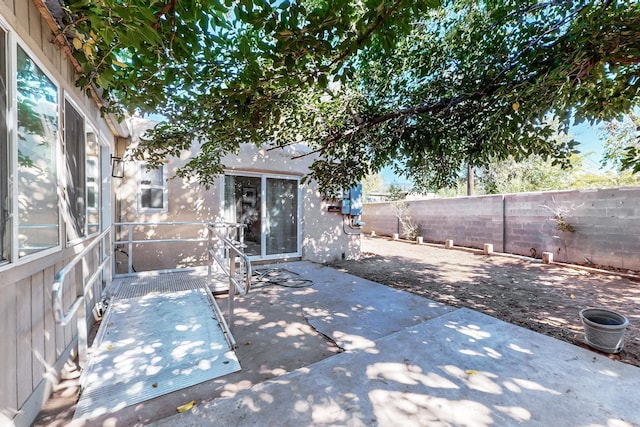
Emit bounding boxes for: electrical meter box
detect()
[341,184,363,216]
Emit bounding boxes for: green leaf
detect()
[59,0,640,194]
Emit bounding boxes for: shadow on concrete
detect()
[34,257,640,426]
[331,237,640,367]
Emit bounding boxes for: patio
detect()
[36,260,640,426]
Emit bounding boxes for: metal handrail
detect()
[115,221,211,226]
[207,223,252,348]
[208,223,252,295]
[113,221,210,276]
[52,227,112,323]
[51,227,112,367]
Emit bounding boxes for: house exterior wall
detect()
[116,124,360,271]
[223,143,361,263]
[361,187,640,270]
[0,2,122,426]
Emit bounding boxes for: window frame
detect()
[14,40,62,261]
[85,140,101,235]
[138,162,168,213]
[63,96,87,243]
[62,96,102,244]
[0,22,9,266]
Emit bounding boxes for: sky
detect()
[571,121,606,172]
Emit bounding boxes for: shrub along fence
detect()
[361,187,640,271]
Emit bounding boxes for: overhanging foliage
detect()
[52,0,640,193]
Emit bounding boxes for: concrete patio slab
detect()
[34,261,640,426]
[148,262,640,426]
[271,262,455,350]
[152,307,640,426]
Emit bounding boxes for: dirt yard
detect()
[330,236,640,367]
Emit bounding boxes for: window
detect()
[17,45,59,257]
[139,163,167,212]
[0,28,8,263]
[1,34,103,264]
[64,102,102,241]
[86,132,100,235]
[64,100,86,241]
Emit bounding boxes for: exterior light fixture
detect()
[111,155,124,178]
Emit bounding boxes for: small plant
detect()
[391,200,420,240]
[551,211,575,233]
[541,198,581,233]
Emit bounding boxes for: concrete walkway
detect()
[151,262,640,427]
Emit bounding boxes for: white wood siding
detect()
[0,1,118,425]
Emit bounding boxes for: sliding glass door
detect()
[224,174,300,259]
[266,178,298,255]
[224,175,262,256]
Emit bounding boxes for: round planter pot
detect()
[579,308,629,354]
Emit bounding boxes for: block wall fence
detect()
[361,187,640,271]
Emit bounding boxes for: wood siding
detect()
[0,250,105,425]
[0,1,116,426]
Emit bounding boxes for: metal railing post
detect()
[206,222,252,348]
[104,228,113,300]
[127,224,133,274]
[228,252,236,330]
[77,297,88,368]
[239,224,245,247]
[207,226,212,281]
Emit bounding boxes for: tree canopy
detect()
[55,0,640,194]
[602,110,640,173]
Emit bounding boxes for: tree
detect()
[361,173,383,201]
[386,184,404,201]
[572,168,639,188]
[335,0,640,193]
[478,152,638,194]
[479,116,576,194]
[52,0,640,194]
[601,110,640,173]
[479,155,573,195]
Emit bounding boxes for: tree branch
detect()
[153,0,178,29]
[325,0,406,71]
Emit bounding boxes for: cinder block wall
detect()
[361,202,398,236]
[362,187,640,270]
[505,188,640,269]
[363,196,504,251]
[410,195,505,252]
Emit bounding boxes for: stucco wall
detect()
[362,187,640,270]
[224,143,360,263]
[301,180,361,263]
[117,130,360,269]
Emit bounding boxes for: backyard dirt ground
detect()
[330,236,640,368]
